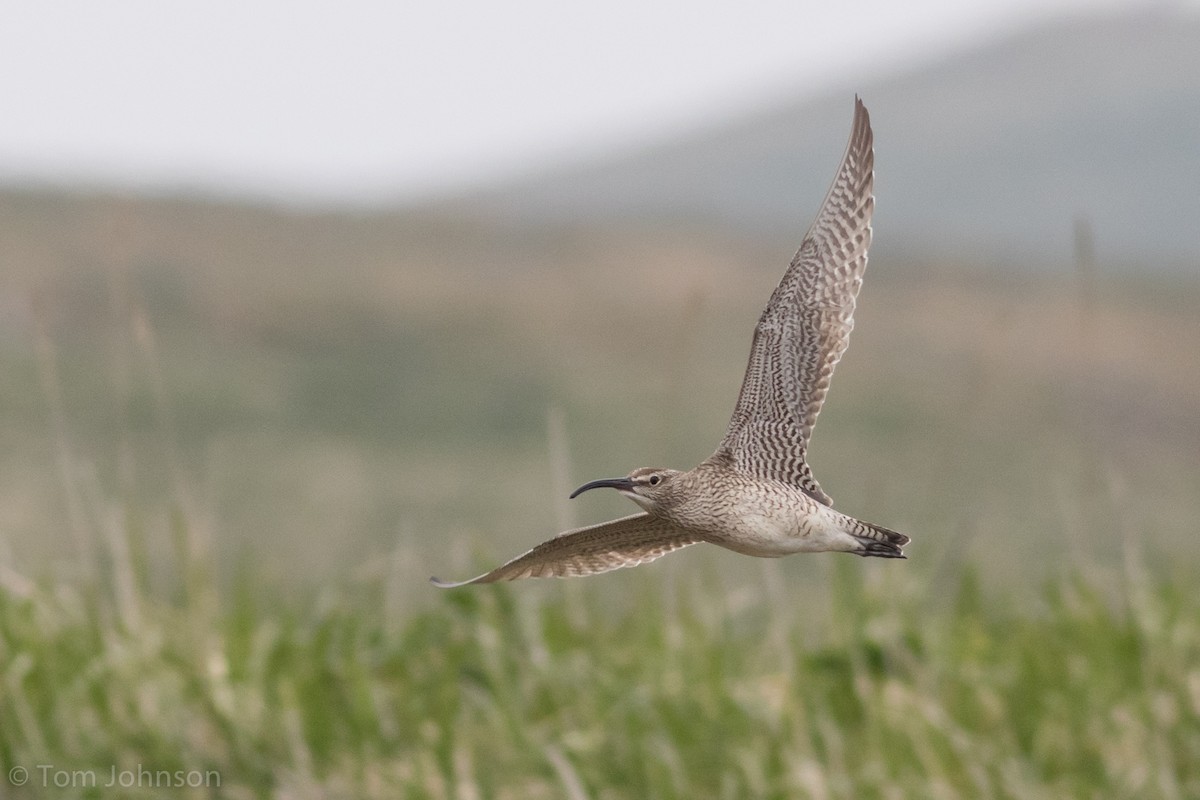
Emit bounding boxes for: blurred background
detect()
[1,0,1198,602]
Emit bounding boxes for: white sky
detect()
[0,0,1159,204]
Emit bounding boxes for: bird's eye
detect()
[648,475,661,486]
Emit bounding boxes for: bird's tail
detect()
[849,519,910,559]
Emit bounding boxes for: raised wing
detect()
[430,513,701,587]
[711,97,874,506]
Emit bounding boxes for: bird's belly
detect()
[711,506,854,557]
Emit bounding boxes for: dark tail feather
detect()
[850,520,910,559]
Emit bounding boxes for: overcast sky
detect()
[0,0,1167,204]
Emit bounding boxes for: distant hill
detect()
[451,8,1200,270]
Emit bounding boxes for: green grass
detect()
[2,516,1198,798]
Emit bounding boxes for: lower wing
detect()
[430,512,701,588]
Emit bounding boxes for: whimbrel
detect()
[432,97,909,588]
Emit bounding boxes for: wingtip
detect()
[853,95,871,137]
[431,572,495,589]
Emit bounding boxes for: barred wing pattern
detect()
[430,513,701,587]
[712,97,874,506]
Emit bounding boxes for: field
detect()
[0,189,1198,797]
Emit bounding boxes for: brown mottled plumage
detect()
[432,98,909,589]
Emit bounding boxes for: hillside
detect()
[451,8,1200,269]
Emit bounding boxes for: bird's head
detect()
[569,467,683,513]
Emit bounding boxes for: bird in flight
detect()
[432,97,908,588]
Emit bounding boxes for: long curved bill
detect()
[569,477,634,499]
